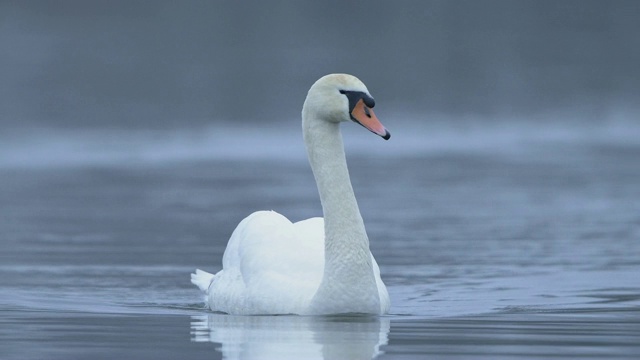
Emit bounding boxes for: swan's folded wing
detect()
[238,211,323,284]
[220,211,323,312]
[371,254,390,314]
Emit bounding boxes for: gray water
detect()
[1,120,639,359]
[2,2,640,357]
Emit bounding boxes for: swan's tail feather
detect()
[191,269,215,293]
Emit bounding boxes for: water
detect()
[1,120,640,359]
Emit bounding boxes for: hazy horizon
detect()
[2,0,639,130]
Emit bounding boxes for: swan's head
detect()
[303,74,390,140]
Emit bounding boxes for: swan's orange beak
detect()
[350,99,390,140]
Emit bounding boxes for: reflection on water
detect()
[191,314,390,360]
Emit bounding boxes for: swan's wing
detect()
[211,210,325,314]
[371,254,390,314]
[239,211,324,285]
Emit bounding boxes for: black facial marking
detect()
[339,90,376,113]
[363,96,375,108]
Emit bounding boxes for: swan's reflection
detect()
[191,314,390,359]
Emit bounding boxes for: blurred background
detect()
[2,0,639,133]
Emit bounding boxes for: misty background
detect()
[2,3,640,358]
[2,0,639,132]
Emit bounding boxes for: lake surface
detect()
[1,120,639,359]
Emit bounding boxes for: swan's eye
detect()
[339,90,376,112]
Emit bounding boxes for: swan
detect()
[191,73,391,315]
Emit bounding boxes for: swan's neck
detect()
[303,115,380,314]
[304,120,367,247]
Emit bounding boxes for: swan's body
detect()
[192,74,390,315]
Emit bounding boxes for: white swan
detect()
[191,74,391,315]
